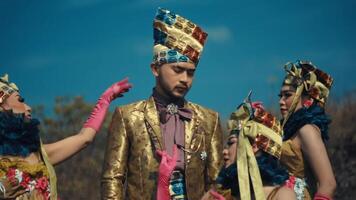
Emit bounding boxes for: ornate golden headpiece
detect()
[283,60,333,105]
[228,92,283,158]
[228,92,283,200]
[282,60,333,126]
[0,74,19,104]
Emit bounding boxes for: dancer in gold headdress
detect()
[0,74,131,199]
[208,96,296,200]
[279,61,336,200]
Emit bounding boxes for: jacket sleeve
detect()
[206,113,223,189]
[101,107,129,200]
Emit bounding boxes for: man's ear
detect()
[150,63,159,77]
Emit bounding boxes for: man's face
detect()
[151,62,196,99]
[1,92,32,119]
[223,135,238,167]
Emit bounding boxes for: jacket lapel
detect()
[144,97,163,150]
[184,102,199,151]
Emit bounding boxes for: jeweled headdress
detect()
[228,92,283,200]
[0,74,19,104]
[282,60,333,126]
[153,8,208,66]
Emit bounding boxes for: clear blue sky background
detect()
[1,0,355,120]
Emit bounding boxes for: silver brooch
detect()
[200,151,207,161]
[167,103,178,115]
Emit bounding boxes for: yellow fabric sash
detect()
[40,141,57,200]
[230,103,282,200]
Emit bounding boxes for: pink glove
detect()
[83,78,132,131]
[156,145,178,200]
[314,193,332,200]
[209,190,225,200]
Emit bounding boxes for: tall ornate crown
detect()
[153,8,208,66]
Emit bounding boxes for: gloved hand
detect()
[156,145,178,200]
[314,193,332,200]
[209,190,226,200]
[83,78,132,131]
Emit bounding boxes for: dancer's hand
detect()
[209,190,225,200]
[98,78,132,103]
[314,193,332,200]
[156,145,178,185]
[156,145,178,200]
[83,78,132,131]
[201,190,226,200]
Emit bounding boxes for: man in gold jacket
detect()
[101,8,223,200]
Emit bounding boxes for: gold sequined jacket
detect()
[101,97,223,200]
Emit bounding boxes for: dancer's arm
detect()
[156,145,178,200]
[274,186,296,200]
[44,78,131,165]
[298,124,336,199]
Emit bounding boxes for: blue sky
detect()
[1,0,355,119]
